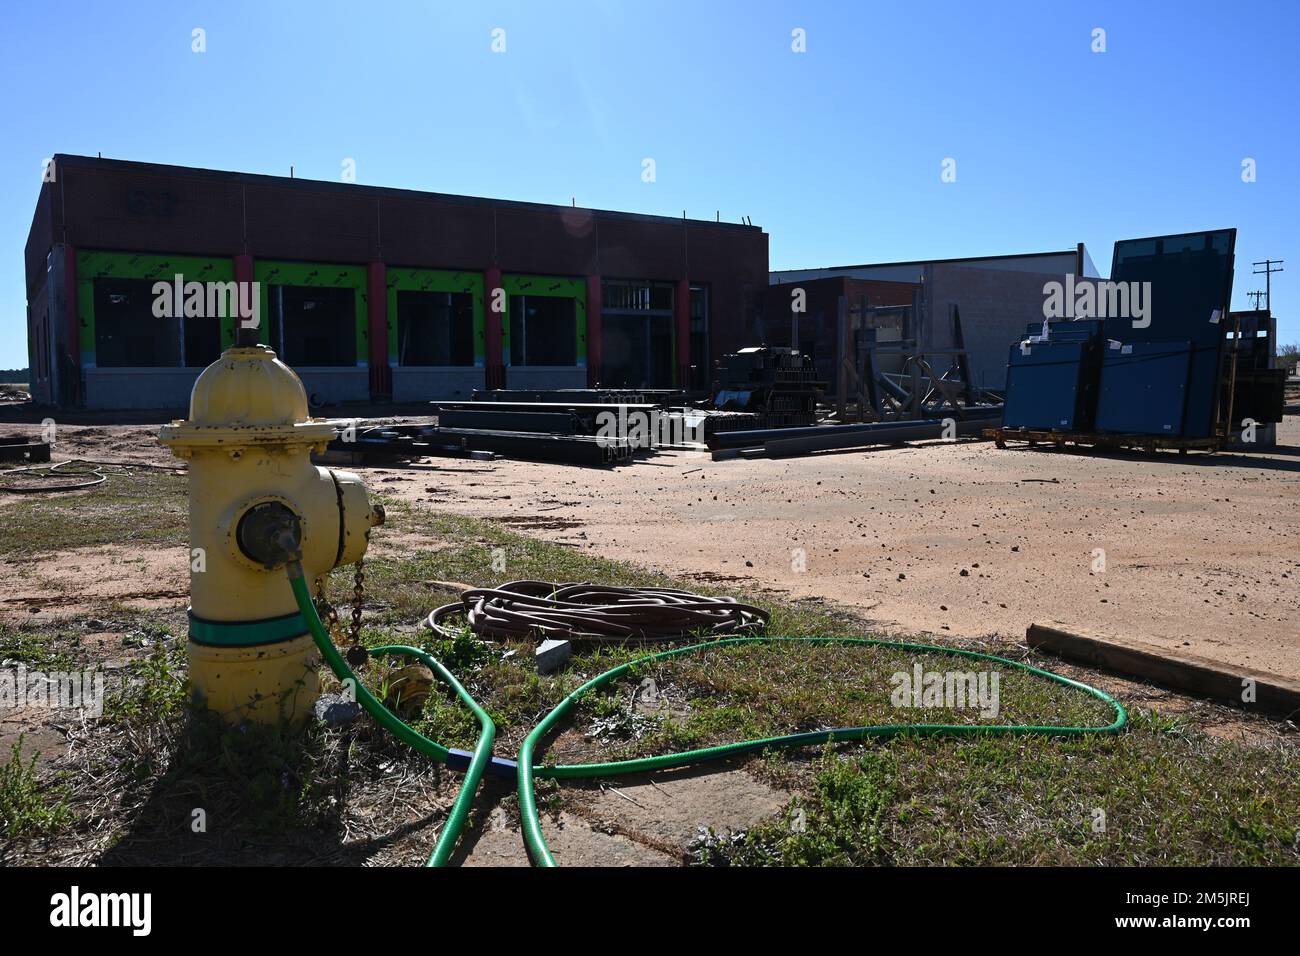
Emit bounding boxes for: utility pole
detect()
[1247,290,1267,310]
[1252,259,1284,311]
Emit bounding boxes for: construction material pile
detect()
[999,229,1285,450]
[712,347,825,428]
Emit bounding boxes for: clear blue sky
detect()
[1,0,1296,368]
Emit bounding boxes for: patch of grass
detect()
[694,728,1300,866]
[157,711,344,833]
[871,730,1300,865]
[0,469,186,557]
[12,626,442,864]
[694,746,896,866]
[0,737,76,840]
[576,640,1114,765]
[0,622,81,670]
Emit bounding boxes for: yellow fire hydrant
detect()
[160,342,383,723]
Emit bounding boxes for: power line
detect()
[1251,259,1284,312]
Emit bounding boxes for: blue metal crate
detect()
[1002,320,1104,431]
[1107,229,1236,439]
[1095,341,1193,435]
[1003,340,1093,431]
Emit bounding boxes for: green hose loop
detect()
[518,636,1127,867]
[289,571,494,866]
[290,569,1127,869]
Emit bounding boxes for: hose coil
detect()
[427,581,769,643]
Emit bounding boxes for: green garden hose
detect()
[387,645,495,868]
[289,570,1127,868]
[518,637,1128,867]
[289,568,495,867]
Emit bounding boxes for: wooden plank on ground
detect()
[1026,623,1300,721]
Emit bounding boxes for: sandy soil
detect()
[3,415,1297,683]
[2,545,190,617]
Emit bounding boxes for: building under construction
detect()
[24,155,768,409]
[24,155,1182,417]
[767,247,1101,394]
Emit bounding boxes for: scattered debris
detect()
[313,693,362,728]
[535,638,571,674]
[0,435,50,464]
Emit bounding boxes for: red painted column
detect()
[62,243,81,406]
[484,266,505,390]
[367,261,390,399]
[585,274,602,387]
[233,253,254,286]
[232,254,255,347]
[675,276,691,389]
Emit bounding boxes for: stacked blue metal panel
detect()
[1095,230,1235,438]
[1002,319,1104,431]
[999,229,1235,441]
[1094,340,1193,435]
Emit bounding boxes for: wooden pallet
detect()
[983,427,1221,455]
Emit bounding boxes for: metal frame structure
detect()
[834,287,993,424]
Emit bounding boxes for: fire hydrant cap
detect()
[159,345,339,450]
[188,345,310,426]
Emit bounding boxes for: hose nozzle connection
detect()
[236,501,304,570]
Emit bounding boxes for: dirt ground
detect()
[4,415,1297,685]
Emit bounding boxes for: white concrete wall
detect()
[84,367,199,410]
[392,367,484,403]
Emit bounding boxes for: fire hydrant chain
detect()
[346,561,369,668]
[314,579,343,640]
[314,566,369,668]
[350,560,366,645]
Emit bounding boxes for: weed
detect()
[0,737,75,840]
[104,632,188,723]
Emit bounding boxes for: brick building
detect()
[24,155,769,409]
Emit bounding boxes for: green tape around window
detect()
[253,260,369,357]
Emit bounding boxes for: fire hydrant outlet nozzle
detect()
[159,344,382,724]
[236,501,304,570]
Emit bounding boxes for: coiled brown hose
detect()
[427,580,769,643]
